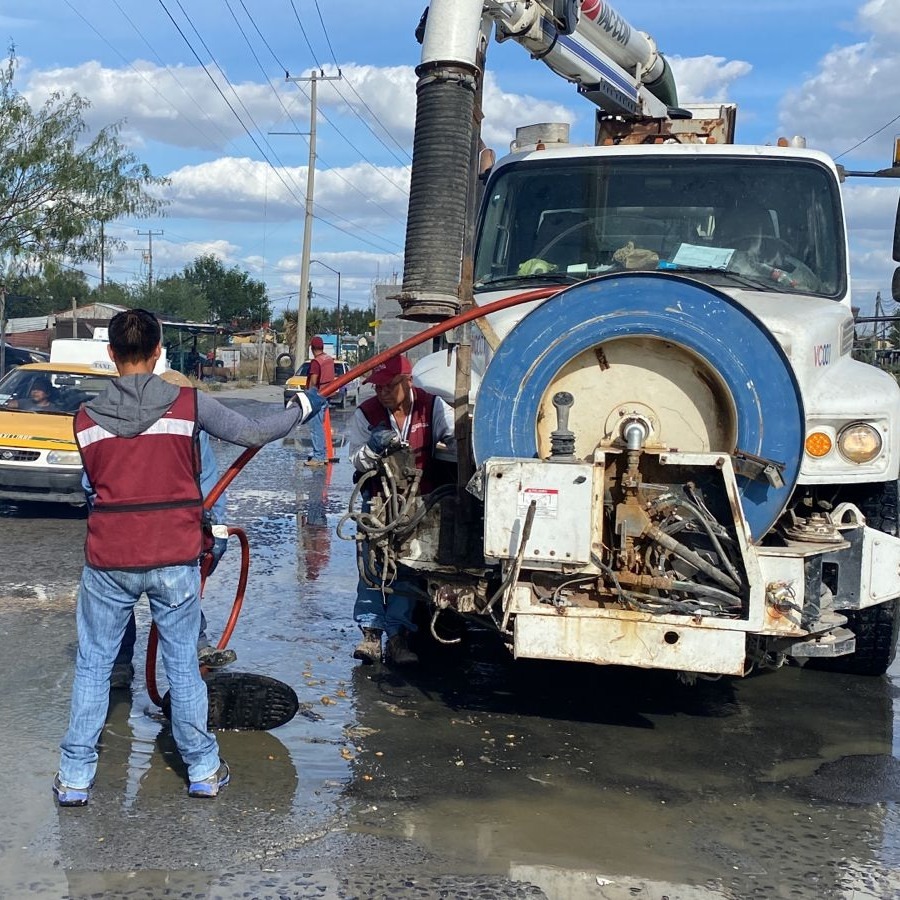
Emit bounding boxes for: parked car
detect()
[0,343,50,378]
[283,360,359,409]
[0,362,117,504]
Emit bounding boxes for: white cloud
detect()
[161,156,410,230]
[22,60,303,152]
[843,182,898,311]
[315,62,574,156]
[778,3,900,161]
[668,56,753,104]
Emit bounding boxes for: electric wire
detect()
[835,111,900,161]
[66,0,238,156]
[157,0,399,253]
[234,0,408,235]
[288,0,323,71]
[170,0,308,201]
[307,0,412,164]
[156,0,307,209]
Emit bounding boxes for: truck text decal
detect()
[814,343,832,367]
[517,487,559,519]
[582,0,632,45]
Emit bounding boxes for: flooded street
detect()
[2,387,900,899]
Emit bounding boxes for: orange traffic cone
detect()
[324,406,339,463]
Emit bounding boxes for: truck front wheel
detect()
[810,481,900,676]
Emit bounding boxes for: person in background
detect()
[106,368,236,689]
[54,308,323,807]
[8,375,60,410]
[305,335,335,467]
[347,354,454,666]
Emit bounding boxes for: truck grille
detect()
[0,448,40,462]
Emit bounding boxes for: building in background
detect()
[372,283,433,365]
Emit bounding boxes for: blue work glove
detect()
[367,425,398,454]
[286,387,326,421]
[205,525,229,575]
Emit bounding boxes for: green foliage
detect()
[183,254,271,329]
[0,50,167,274]
[90,280,135,308]
[5,261,91,316]
[133,275,207,322]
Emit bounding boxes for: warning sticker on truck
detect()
[517,487,559,518]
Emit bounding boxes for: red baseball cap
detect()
[364,355,412,386]
[310,335,324,350]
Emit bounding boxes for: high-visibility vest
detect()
[75,387,203,570]
[359,389,438,495]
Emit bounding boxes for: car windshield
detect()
[0,368,115,415]
[474,155,845,297]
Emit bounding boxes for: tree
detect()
[5,261,91,316]
[183,254,271,329]
[134,275,208,322]
[0,49,167,275]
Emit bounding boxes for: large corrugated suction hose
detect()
[398,67,478,321]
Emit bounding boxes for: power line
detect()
[170,0,308,200]
[229,2,406,230]
[304,0,412,164]
[65,0,237,154]
[158,0,398,254]
[312,0,339,69]
[835,111,900,161]
[288,0,323,70]
[156,0,307,208]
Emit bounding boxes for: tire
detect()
[276,353,294,369]
[810,481,900,676]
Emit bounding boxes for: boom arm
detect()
[399,0,681,321]
[421,0,677,119]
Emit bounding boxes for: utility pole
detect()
[136,229,164,297]
[100,221,106,292]
[311,259,341,358]
[0,283,6,377]
[284,69,341,367]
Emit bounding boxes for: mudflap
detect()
[161,671,300,731]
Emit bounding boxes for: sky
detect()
[4,0,900,319]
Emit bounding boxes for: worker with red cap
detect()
[305,335,336,466]
[347,354,454,665]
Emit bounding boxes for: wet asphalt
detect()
[1,384,900,899]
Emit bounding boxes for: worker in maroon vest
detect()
[54,308,324,808]
[305,335,336,466]
[347,354,454,666]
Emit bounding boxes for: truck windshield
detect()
[474,155,845,297]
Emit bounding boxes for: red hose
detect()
[203,286,561,511]
[145,526,249,708]
[147,285,561,710]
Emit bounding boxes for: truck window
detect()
[474,156,845,297]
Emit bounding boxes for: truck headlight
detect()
[837,423,882,464]
[47,451,82,466]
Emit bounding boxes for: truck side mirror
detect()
[894,194,900,262]
[893,267,900,303]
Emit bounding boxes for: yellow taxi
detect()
[0,362,117,505]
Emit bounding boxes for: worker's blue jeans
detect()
[59,564,220,789]
[353,562,420,637]
[308,403,328,461]
[114,608,212,664]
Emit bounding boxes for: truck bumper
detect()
[0,465,85,505]
[512,604,747,675]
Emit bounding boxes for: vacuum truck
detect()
[349,0,900,678]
